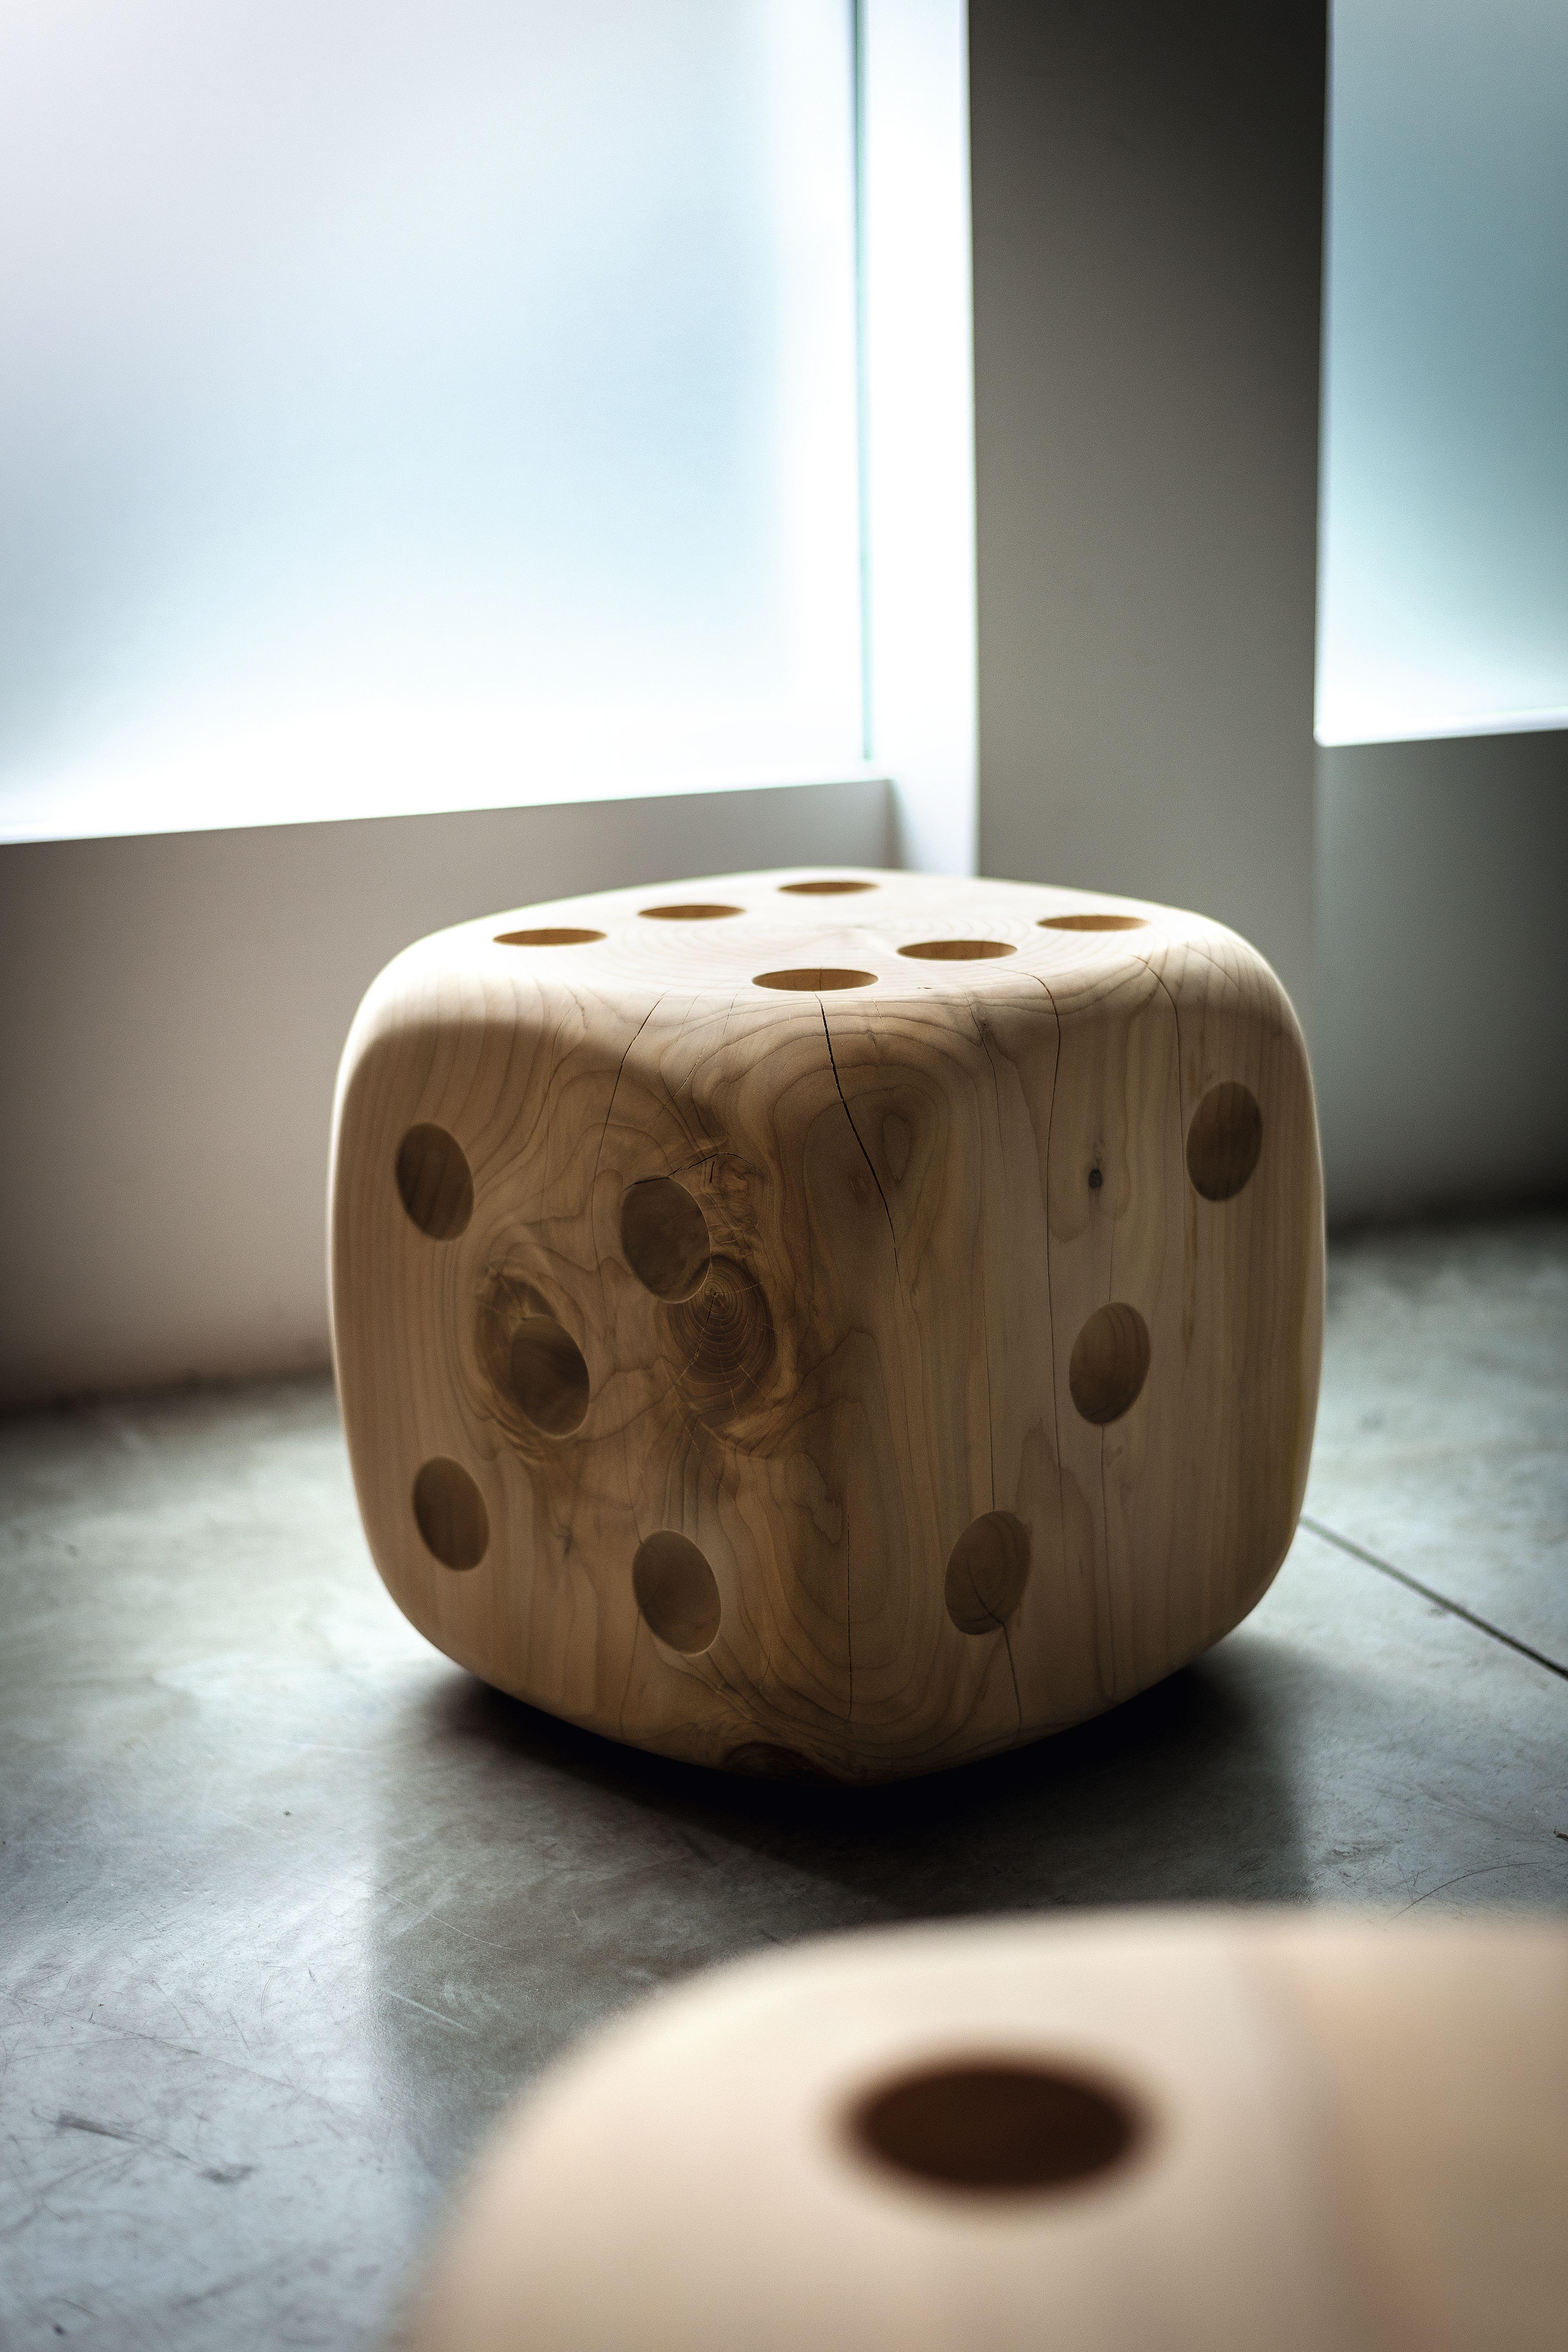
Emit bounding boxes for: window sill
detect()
[0,740,885,849]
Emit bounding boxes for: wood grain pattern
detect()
[329,867,1323,1780]
[408,1912,1567,2352]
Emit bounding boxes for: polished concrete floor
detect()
[2,1214,1564,2349]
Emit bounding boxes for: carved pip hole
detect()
[945,1513,1031,1634]
[638,903,742,921]
[1186,1082,1263,1202]
[777,879,877,895]
[494,926,606,946]
[850,2060,1142,2193]
[504,1316,590,1437]
[899,940,1017,962]
[396,1124,472,1240]
[412,1457,488,1570]
[1069,1304,1150,1426]
[1039,914,1148,933]
[752,967,876,992]
[620,1178,711,1301]
[723,1741,830,1780]
[633,1531,721,1654]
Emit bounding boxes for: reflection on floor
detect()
[1,1213,1563,2349]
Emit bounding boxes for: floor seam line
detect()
[1299,1512,1568,1685]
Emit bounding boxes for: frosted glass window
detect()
[0,0,863,839]
[1317,0,1568,744]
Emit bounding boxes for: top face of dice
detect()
[331,868,1323,1782]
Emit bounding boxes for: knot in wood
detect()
[664,1254,776,1425]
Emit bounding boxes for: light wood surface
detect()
[407,1911,1567,2352]
[330,867,1323,1780]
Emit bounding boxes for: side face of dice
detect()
[330,870,1323,1781]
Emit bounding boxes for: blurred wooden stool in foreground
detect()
[408,1910,1566,2352]
[331,868,1322,1781]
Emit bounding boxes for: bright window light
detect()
[1317,0,1568,745]
[0,0,865,840]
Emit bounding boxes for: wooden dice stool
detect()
[330,867,1323,1781]
[405,1911,1566,2352]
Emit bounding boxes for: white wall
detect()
[1315,729,1568,1222]
[0,778,888,1405]
[967,0,1326,1024]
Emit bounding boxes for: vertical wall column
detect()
[968,1,1326,1020]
